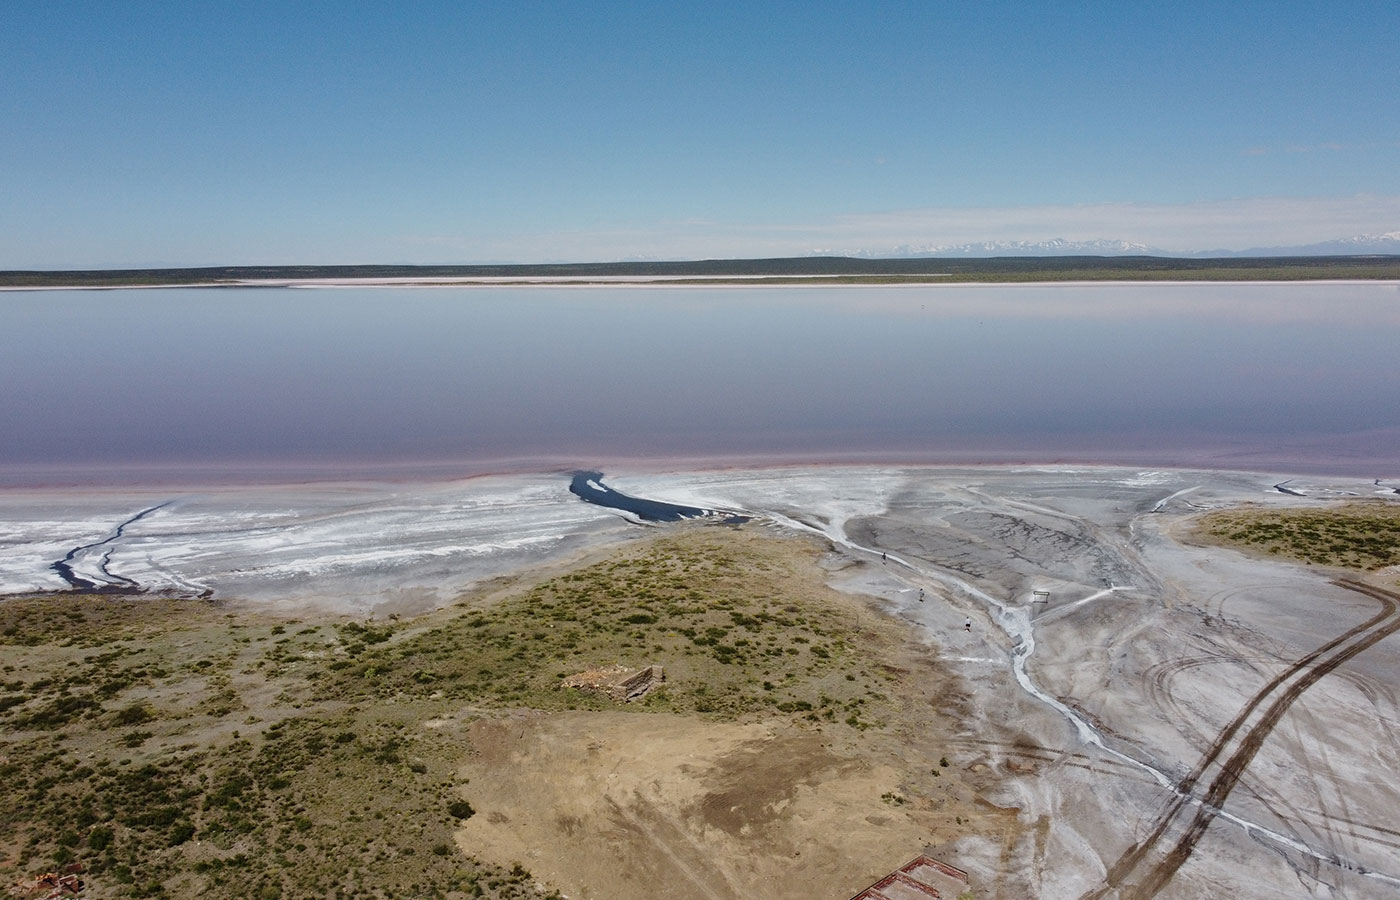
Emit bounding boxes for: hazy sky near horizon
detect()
[4,1,1399,266]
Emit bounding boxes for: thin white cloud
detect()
[453,194,1400,261]
[1247,140,1351,156]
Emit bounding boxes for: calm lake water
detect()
[2,283,1398,484]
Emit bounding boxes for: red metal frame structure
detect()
[847,854,970,900]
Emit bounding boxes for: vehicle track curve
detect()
[1084,580,1400,899]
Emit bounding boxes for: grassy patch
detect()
[0,594,558,899]
[1,708,553,899]
[311,528,899,723]
[1197,502,1400,571]
[0,526,904,898]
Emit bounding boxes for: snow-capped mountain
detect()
[815,232,1400,259]
[1228,231,1400,257]
[822,238,1163,258]
[919,238,1157,257]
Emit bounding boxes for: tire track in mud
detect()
[1200,583,1282,628]
[604,797,738,900]
[1148,660,1355,856]
[1085,580,1400,899]
[939,737,1147,782]
[1336,666,1400,762]
[1248,631,1400,858]
[1093,582,1395,893]
[1289,697,1362,858]
[767,495,1399,890]
[1143,655,1268,759]
[1226,698,1362,866]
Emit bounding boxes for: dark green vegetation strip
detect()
[1,714,540,899]
[4,255,1398,287]
[315,532,898,724]
[0,529,903,898]
[669,263,1400,284]
[0,596,551,899]
[1199,502,1400,571]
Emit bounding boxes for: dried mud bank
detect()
[2,465,1398,899]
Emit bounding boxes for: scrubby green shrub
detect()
[113,702,154,726]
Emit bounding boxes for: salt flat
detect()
[2,464,1398,898]
[0,474,628,612]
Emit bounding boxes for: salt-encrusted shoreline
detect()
[2,462,1396,897]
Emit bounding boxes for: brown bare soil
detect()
[453,712,961,900]
[444,526,1002,900]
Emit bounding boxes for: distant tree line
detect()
[3,254,1398,287]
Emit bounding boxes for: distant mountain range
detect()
[834,231,1400,259]
[1226,231,1400,257]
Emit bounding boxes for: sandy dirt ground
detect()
[453,711,969,900]
[440,532,1009,900]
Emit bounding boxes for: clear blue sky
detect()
[3,1,1398,266]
